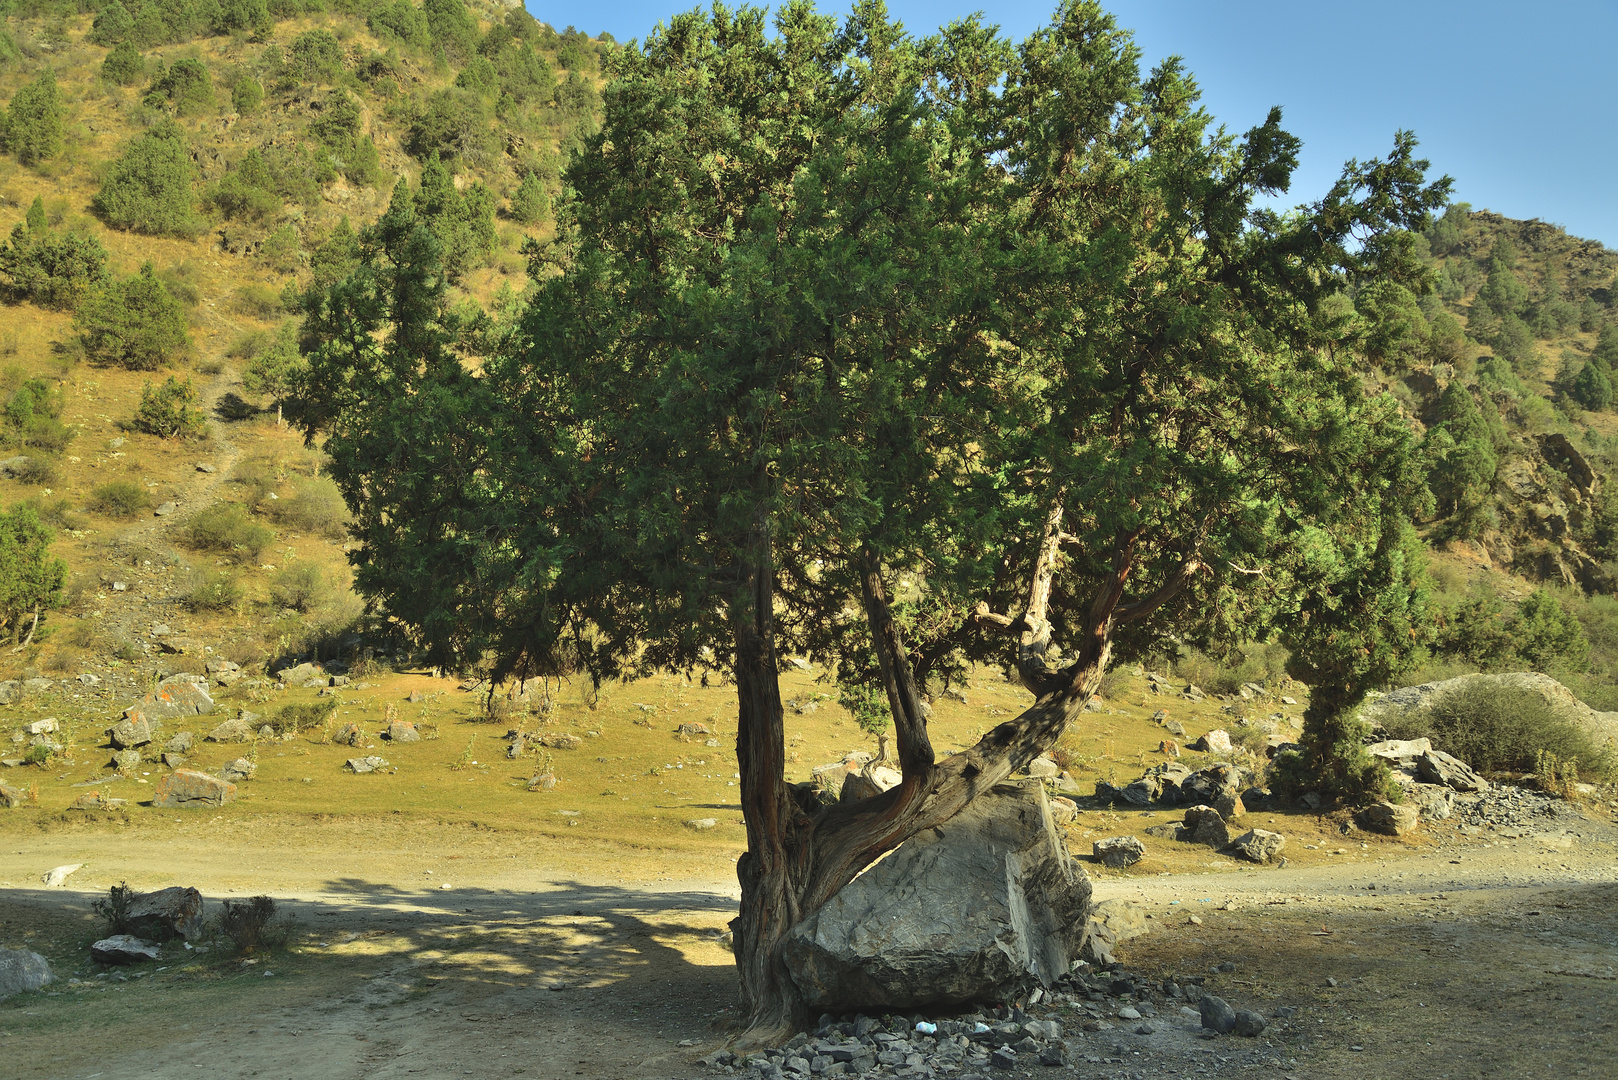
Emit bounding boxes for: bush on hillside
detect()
[93,121,202,237]
[132,376,207,439]
[231,75,264,114]
[270,476,347,538]
[5,376,74,454]
[509,170,548,224]
[1376,680,1614,780]
[269,562,331,612]
[288,29,343,82]
[101,39,147,85]
[182,501,271,562]
[88,480,152,519]
[77,263,191,369]
[2,68,64,166]
[0,500,67,643]
[181,568,242,612]
[144,57,214,116]
[0,198,112,311]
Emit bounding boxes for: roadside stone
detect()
[205,718,255,743]
[1026,756,1060,778]
[0,948,52,1001]
[1093,835,1145,868]
[385,719,420,743]
[346,756,389,774]
[107,717,153,750]
[276,661,325,685]
[91,935,161,964]
[153,502,176,517]
[1190,729,1232,754]
[989,1047,1017,1070]
[1213,791,1245,820]
[43,863,83,886]
[124,886,204,941]
[1407,783,1455,821]
[128,676,215,721]
[1198,995,1237,1034]
[0,784,28,808]
[220,758,256,782]
[70,791,126,810]
[152,769,236,808]
[1418,749,1487,792]
[110,750,142,773]
[1227,828,1286,863]
[1184,805,1231,848]
[1233,1010,1267,1037]
[1356,799,1420,836]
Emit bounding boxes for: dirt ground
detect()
[2,798,1616,1080]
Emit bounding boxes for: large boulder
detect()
[124,887,204,941]
[123,675,215,726]
[1227,828,1286,863]
[1418,749,1488,792]
[839,764,901,803]
[152,769,236,808]
[91,935,160,964]
[782,782,1090,1013]
[1356,799,1420,836]
[205,718,255,744]
[107,717,153,750]
[0,948,52,1000]
[1093,835,1145,868]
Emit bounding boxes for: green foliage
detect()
[3,375,72,455]
[205,148,282,223]
[102,39,146,85]
[269,561,332,611]
[1511,589,1590,671]
[0,501,66,641]
[454,55,498,98]
[267,698,337,734]
[145,56,214,116]
[3,68,64,166]
[509,170,548,224]
[92,882,139,935]
[310,93,382,186]
[289,30,344,82]
[89,479,151,519]
[216,0,272,38]
[308,216,360,289]
[0,201,112,310]
[232,75,264,114]
[183,568,242,611]
[1569,359,1613,411]
[90,1,136,45]
[835,680,889,736]
[369,0,430,49]
[133,375,207,439]
[182,501,272,562]
[241,321,305,419]
[1426,202,1469,256]
[77,263,191,369]
[365,156,494,282]
[93,121,201,236]
[1376,680,1613,779]
[406,87,492,163]
[423,0,477,60]
[1437,588,1591,674]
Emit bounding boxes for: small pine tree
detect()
[93,121,201,236]
[88,1,134,46]
[101,39,146,85]
[76,263,192,370]
[510,170,549,224]
[4,68,64,166]
[146,57,215,116]
[1570,360,1613,411]
[132,376,207,439]
[0,198,112,311]
[232,76,264,115]
[242,322,305,426]
[0,502,67,645]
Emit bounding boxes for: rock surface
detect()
[152,769,236,808]
[124,886,205,941]
[91,935,161,964]
[1419,748,1488,792]
[385,719,420,743]
[107,716,153,749]
[347,756,389,773]
[205,718,255,743]
[782,782,1090,1012]
[0,948,52,1000]
[1362,671,1618,755]
[1356,799,1420,836]
[1227,828,1286,863]
[1093,835,1146,868]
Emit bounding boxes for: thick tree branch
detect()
[857,551,936,780]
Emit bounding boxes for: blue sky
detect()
[526,0,1618,247]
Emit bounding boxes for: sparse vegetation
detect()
[132,376,207,439]
[181,567,243,611]
[1377,680,1614,780]
[88,480,151,519]
[78,264,192,370]
[181,501,272,563]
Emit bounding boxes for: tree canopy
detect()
[291,0,1448,1039]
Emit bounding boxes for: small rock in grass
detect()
[346,756,389,774]
[91,935,160,964]
[1198,995,1237,1034]
[685,818,718,831]
[1093,835,1145,868]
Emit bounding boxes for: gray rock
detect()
[1093,835,1145,868]
[164,731,194,753]
[205,718,255,743]
[43,863,83,886]
[153,502,176,517]
[1184,805,1231,848]
[25,718,58,735]
[276,661,325,685]
[153,769,236,807]
[1228,828,1286,863]
[108,716,153,750]
[0,948,52,1000]
[1356,799,1420,836]
[123,886,204,941]
[840,764,901,803]
[1365,737,1431,763]
[78,672,101,685]
[0,783,28,808]
[110,749,142,773]
[1407,783,1455,821]
[1233,1010,1267,1037]
[783,782,1090,1012]
[23,677,52,693]
[1048,795,1077,825]
[346,756,389,774]
[385,719,420,743]
[536,732,582,751]
[162,752,187,769]
[1026,756,1059,778]
[0,680,18,705]
[126,676,215,723]
[1190,729,1232,754]
[989,1047,1017,1070]
[1418,749,1487,792]
[220,757,256,782]
[91,935,161,964]
[1083,898,1151,965]
[1198,995,1237,1034]
[685,817,718,830]
[333,722,364,746]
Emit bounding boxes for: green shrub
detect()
[182,568,243,611]
[369,0,430,48]
[423,0,478,60]
[182,501,272,562]
[131,375,206,440]
[270,476,346,538]
[89,480,150,519]
[289,30,344,82]
[205,149,283,224]
[0,200,112,311]
[233,282,285,318]
[101,38,147,85]
[0,501,67,642]
[145,57,215,116]
[78,263,192,370]
[4,68,64,166]
[267,698,337,735]
[216,894,285,954]
[89,1,135,46]
[231,76,264,115]
[92,120,201,237]
[7,452,58,486]
[1376,680,1614,780]
[269,562,330,612]
[509,170,548,224]
[228,457,279,508]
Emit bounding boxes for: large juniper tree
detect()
[293,1,1447,1041]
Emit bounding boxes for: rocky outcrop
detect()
[152,770,236,808]
[1362,672,1618,756]
[124,887,205,941]
[783,782,1090,1012]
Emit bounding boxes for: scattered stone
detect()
[150,624,171,637]
[23,677,53,694]
[528,771,557,791]
[1418,749,1487,792]
[124,887,204,941]
[1356,799,1420,836]
[407,690,424,703]
[989,1047,1017,1070]
[0,784,28,808]
[333,722,364,746]
[1198,995,1237,1034]
[153,770,236,808]
[536,733,581,750]
[1233,1010,1267,1037]
[205,718,255,743]
[78,672,102,685]
[677,722,712,736]
[153,502,176,517]
[1189,729,1232,754]
[91,935,161,964]
[196,463,216,473]
[107,716,153,750]
[783,782,1089,1012]
[162,752,187,769]
[0,948,52,1001]
[1163,719,1186,737]
[1184,805,1231,848]
[1093,835,1146,868]
[1026,756,1060,778]
[1365,737,1432,764]
[24,718,58,735]
[385,719,420,743]
[71,791,127,810]
[1048,795,1077,825]
[1407,783,1455,821]
[1213,790,1246,821]
[110,750,142,773]
[220,758,256,782]
[685,817,718,831]
[1227,828,1286,863]
[346,756,389,774]
[164,731,195,753]
[127,676,215,723]
[840,764,902,802]
[1158,739,1180,757]
[276,661,325,685]
[43,863,83,887]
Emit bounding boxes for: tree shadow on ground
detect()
[214,392,260,422]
